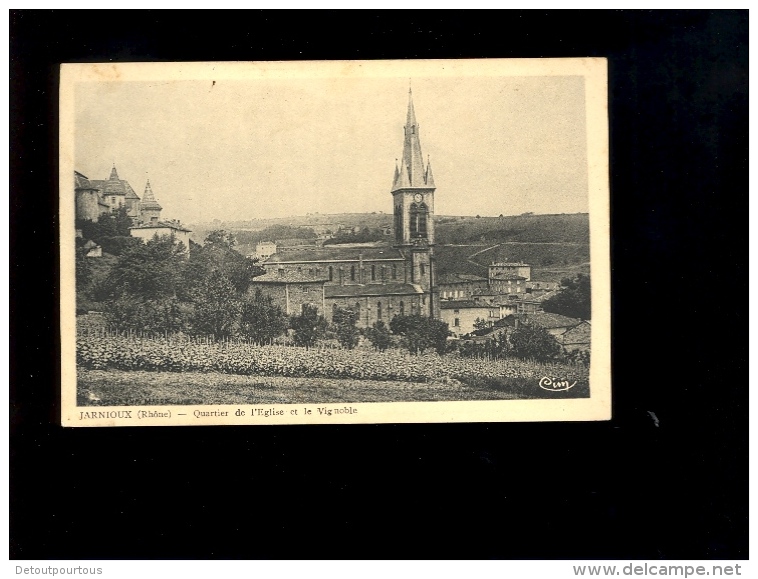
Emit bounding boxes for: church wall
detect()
[326,294,423,328]
[266,259,407,286]
[249,282,325,317]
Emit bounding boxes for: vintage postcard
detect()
[60,58,610,426]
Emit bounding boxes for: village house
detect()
[254,241,277,261]
[438,273,488,301]
[440,300,500,337]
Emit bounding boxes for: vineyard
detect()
[76,334,590,403]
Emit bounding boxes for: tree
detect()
[473,317,489,331]
[290,304,327,350]
[183,230,265,297]
[365,320,392,352]
[389,314,450,355]
[190,270,242,338]
[509,322,561,362]
[332,306,360,350]
[104,234,186,301]
[240,289,288,345]
[542,273,591,320]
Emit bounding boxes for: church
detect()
[251,90,439,328]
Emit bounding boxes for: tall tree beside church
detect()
[182,229,264,297]
[332,306,360,350]
[290,304,327,350]
[191,269,242,339]
[240,289,287,345]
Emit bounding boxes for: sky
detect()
[74,73,589,225]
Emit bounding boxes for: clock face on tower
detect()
[413,193,423,203]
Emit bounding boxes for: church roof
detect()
[265,245,404,264]
[250,271,328,284]
[325,283,423,298]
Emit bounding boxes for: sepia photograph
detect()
[60,59,610,426]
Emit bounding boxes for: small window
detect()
[454,318,460,327]
[392,264,397,280]
[377,301,382,320]
[420,263,426,276]
[351,266,356,281]
[399,301,405,316]
[328,266,333,281]
[371,264,376,281]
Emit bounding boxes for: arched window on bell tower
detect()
[410,202,419,238]
[418,203,428,238]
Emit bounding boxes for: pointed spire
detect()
[401,89,425,187]
[140,179,162,211]
[109,164,119,180]
[397,161,411,189]
[425,156,435,188]
[406,85,417,129]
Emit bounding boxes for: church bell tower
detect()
[391,88,438,319]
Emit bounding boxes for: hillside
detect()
[435,213,589,245]
[190,212,591,282]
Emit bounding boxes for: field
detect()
[76,335,590,405]
[78,369,555,405]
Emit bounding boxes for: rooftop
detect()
[266,245,404,264]
[437,272,487,285]
[325,283,423,298]
[520,312,583,329]
[440,300,491,310]
[250,271,328,284]
[489,273,528,280]
[130,220,191,232]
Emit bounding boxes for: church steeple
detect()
[109,164,119,180]
[394,88,428,190]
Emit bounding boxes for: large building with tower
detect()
[251,89,439,327]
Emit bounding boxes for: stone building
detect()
[74,171,110,222]
[252,89,439,327]
[489,262,531,282]
[130,219,192,256]
[438,273,488,301]
[86,165,141,214]
[440,300,498,337]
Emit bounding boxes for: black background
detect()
[10,10,748,559]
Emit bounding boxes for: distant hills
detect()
[190,212,589,246]
[189,212,590,282]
